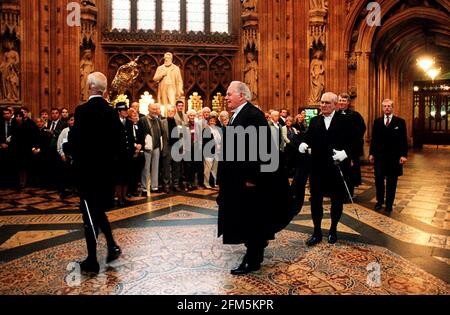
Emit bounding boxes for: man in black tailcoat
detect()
[337,93,366,200]
[299,92,357,246]
[217,81,292,275]
[68,72,122,274]
[369,99,408,213]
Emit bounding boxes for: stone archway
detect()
[343,0,450,145]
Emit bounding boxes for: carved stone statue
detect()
[242,0,257,14]
[310,0,328,10]
[80,49,94,101]
[0,42,20,101]
[243,51,258,101]
[153,52,184,107]
[309,50,325,104]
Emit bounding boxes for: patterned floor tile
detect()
[292,218,360,235]
[16,197,48,205]
[32,202,66,210]
[0,230,76,250]
[0,227,448,295]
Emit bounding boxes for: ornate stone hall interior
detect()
[0,0,449,296]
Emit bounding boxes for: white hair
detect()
[87,72,107,93]
[186,109,197,116]
[230,81,252,101]
[202,107,211,113]
[322,92,338,104]
[166,105,176,112]
[219,111,229,119]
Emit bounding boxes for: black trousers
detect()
[291,155,311,211]
[310,184,344,236]
[244,239,268,266]
[375,173,398,207]
[80,197,116,261]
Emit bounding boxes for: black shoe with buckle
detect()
[328,231,338,244]
[79,258,100,274]
[106,245,122,263]
[305,234,323,246]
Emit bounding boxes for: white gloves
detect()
[332,149,348,162]
[299,142,309,154]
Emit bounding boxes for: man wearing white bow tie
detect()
[369,99,408,213]
[298,92,358,246]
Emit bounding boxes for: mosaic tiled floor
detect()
[0,147,449,295]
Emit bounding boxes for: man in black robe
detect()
[68,72,122,274]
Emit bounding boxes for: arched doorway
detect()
[343,0,450,146]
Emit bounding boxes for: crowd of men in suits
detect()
[0,105,75,196]
[1,74,408,275]
[0,92,407,216]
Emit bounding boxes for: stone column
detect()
[241,0,259,104]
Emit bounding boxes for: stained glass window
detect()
[187,0,204,32]
[210,0,229,33]
[138,0,156,30]
[112,0,131,30]
[111,0,229,34]
[162,0,181,31]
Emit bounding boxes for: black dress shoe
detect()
[328,232,338,244]
[106,245,122,263]
[141,191,148,197]
[230,263,261,275]
[385,206,393,212]
[79,259,100,274]
[375,203,383,211]
[305,235,323,246]
[172,186,182,192]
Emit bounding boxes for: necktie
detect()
[5,121,10,137]
[51,121,56,131]
[229,113,235,125]
[386,115,390,127]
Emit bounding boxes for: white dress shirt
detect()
[229,102,248,125]
[323,110,336,130]
[384,114,392,126]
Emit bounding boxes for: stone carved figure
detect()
[243,51,258,101]
[0,42,20,101]
[153,52,184,107]
[80,49,94,101]
[309,50,325,104]
[242,0,257,14]
[310,0,328,10]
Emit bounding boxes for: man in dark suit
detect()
[299,92,357,245]
[0,107,16,187]
[369,99,408,212]
[337,93,366,200]
[68,72,122,274]
[218,81,292,275]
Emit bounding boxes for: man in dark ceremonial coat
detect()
[299,92,358,246]
[69,72,122,274]
[337,93,366,199]
[217,81,292,275]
